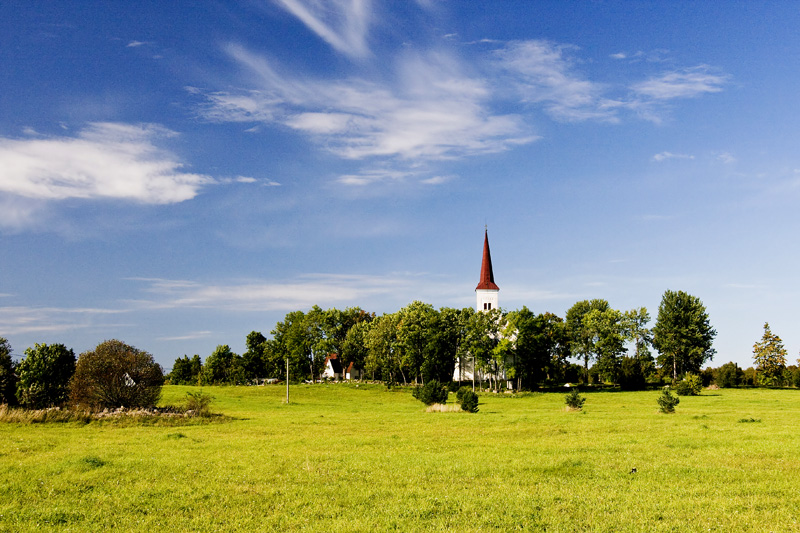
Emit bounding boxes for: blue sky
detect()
[2,1,799,370]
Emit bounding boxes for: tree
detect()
[70,340,164,409]
[396,301,436,384]
[713,362,743,388]
[622,307,656,384]
[0,337,18,405]
[169,355,202,385]
[241,331,268,380]
[652,290,716,381]
[422,307,463,384]
[15,343,76,408]
[584,308,626,384]
[566,299,610,383]
[505,308,570,389]
[202,345,243,385]
[365,313,401,383]
[341,321,371,377]
[752,322,787,386]
[271,310,310,380]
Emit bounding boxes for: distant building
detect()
[475,228,499,312]
[345,362,362,381]
[322,354,343,380]
[454,229,502,383]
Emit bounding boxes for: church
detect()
[453,229,502,383]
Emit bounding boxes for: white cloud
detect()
[494,40,619,122]
[198,46,534,161]
[717,152,737,164]
[652,151,695,162]
[337,168,418,186]
[632,65,727,100]
[420,174,454,185]
[0,123,213,204]
[273,0,372,58]
[157,331,212,341]
[126,40,149,48]
[0,306,128,336]
[129,274,424,312]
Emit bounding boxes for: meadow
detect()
[2,385,799,532]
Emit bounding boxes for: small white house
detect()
[321,354,343,380]
[345,362,362,380]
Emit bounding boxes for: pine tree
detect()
[752,322,787,386]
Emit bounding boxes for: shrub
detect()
[675,373,703,396]
[16,343,76,408]
[565,388,585,410]
[416,379,448,406]
[69,340,164,409]
[456,386,472,402]
[657,387,680,413]
[184,391,214,416]
[460,390,479,413]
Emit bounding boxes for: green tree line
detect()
[165,290,736,390]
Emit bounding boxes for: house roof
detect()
[325,354,343,373]
[475,229,499,291]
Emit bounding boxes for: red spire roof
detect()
[475,229,499,291]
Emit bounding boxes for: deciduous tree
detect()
[652,290,716,381]
[566,299,610,383]
[70,340,164,409]
[0,338,18,405]
[16,343,75,408]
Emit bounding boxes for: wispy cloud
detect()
[717,152,737,164]
[652,151,695,162]
[631,65,727,100]
[129,274,427,312]
[495,40,620,122]
[157,331,212,341]
[336,168,420,186]
[197,46,534,161]
[0,306,128,336]
[273,0,372,58]
[194,39,728,181]
[0,123,212,204]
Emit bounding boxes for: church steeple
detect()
[475,229,499,312]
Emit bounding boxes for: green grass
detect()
[2,385,800,531]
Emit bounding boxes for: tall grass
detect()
[2,385,799,531]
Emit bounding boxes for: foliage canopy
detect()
[16,343,75,408]
[70,340,164,409]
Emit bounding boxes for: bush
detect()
[69,340,164,409]
[16,343,75,408]
[675,373,703,396]
[565,388,585,410]
[184,391,214,416]
[416,379,448,405]
[657,387,680,413]
[460,390,479,413]
[456,386,472,402]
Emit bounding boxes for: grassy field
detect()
[2,385,800,532]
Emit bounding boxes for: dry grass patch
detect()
[425,403,463,413]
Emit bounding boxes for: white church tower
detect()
[475,229,499,312]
